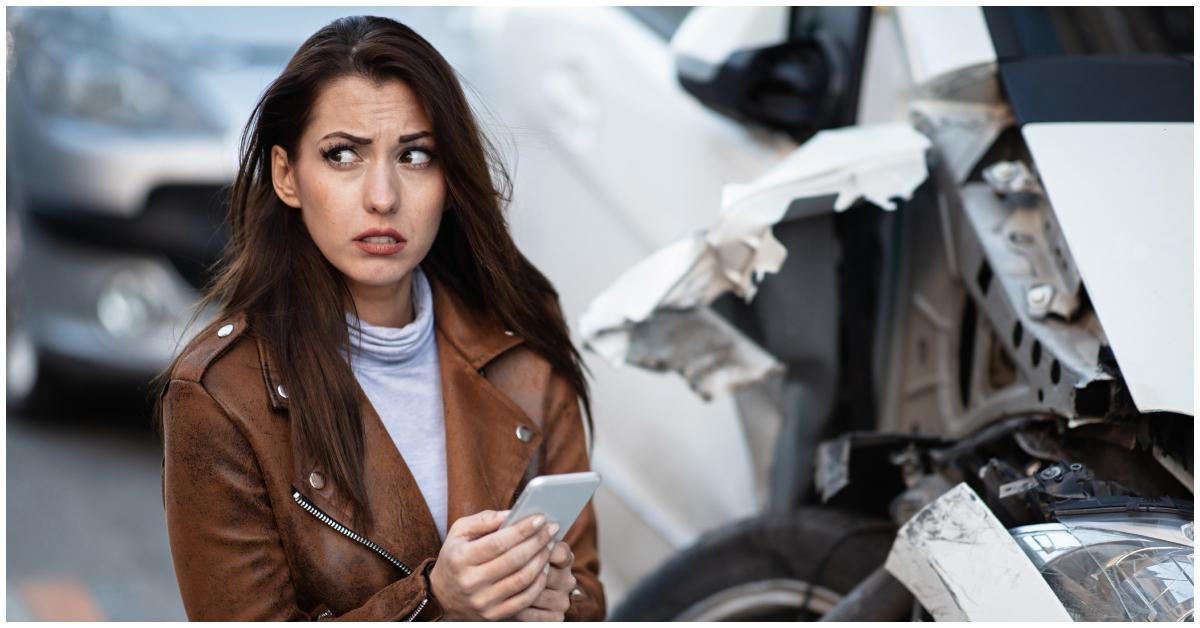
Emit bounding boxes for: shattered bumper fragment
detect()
[885,483,1074,622]
[580,122,931,398]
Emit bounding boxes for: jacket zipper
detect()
[292,488,431,621]
[403,597,429,621]
[291,488,412,575]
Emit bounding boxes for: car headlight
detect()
[9,7,216,132]
[1011,511,1194,621]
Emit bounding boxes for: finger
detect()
[508,607,559,619]
[448,509,509,541]
[477,542,551,609]
[529,581,573,610]
[473,520,557,582]
[525,584,572,616]
[488,565,551,620]
[548,541,572,567]
[463,514,550,565]
[544,565,574,593]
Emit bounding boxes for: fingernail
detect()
[532,515,544,528]
[546,540,555,552]
[548,523,560,537]
[543,563,550,575]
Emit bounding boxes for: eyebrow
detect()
[318,130,432,144]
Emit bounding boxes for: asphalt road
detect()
[7,396,186,621]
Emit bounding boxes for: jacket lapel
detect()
[437,325,542,527]
[428,274,543,527]
[263,271,540,560]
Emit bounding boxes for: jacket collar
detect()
[257,273,524,411]
[428,272,526,371]
[255,272,540,560]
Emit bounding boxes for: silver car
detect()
[5,7,450,408]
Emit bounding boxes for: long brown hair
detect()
[153,15,592,530]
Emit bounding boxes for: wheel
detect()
[610,508,896,621]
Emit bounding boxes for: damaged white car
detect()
[585,6,1193,621]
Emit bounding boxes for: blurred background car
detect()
[4,7,461,410]
[5,7,462,619]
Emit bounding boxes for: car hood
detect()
[1023,121,1193,417]
[14,7,455,139]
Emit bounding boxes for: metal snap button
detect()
[276,384,288,399]
[309,471,325,490]
[515,425,533,443]
[569,587,585,600]
[217,323,234,337]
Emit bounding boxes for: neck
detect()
[346,270,414,328]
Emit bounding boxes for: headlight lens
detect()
[9,7,216,132]
[1011,512,1194,621]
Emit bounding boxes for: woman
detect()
[155,15,604,621]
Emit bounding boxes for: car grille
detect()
[28,184,231,292]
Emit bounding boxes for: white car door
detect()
[446,6,793,602]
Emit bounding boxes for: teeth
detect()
[362,236,397,244]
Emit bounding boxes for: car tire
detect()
[609,508,897,621]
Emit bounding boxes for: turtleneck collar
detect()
[343,265,436,371]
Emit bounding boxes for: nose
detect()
[363,159,399,215]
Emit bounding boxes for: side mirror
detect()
[671,7,849,142]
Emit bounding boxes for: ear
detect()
[270,145,302,209]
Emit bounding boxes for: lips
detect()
[353,227,407,256]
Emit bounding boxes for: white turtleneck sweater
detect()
[343,265,448,541]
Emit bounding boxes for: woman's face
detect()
[270,74,445,305]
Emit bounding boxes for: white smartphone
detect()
[502,471,601,541]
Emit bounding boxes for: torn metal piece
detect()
[594,304,788,509]
[580,123,930,398]
[998,477,1039,499]
[956,183,1110,416]
[910,97,1012,184]
[963,180,1085,324]
[731,369,785,509]
[814,434,851,503]
[1152,444,1195,493]
[610,307,784,401]
[884,483,1073,621]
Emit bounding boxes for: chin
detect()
[344,265,415,289]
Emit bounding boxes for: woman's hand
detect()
[511,540,575,621]
[429,510,558,621]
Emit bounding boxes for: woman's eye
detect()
[322,145,358,166]
[401,148,434,167]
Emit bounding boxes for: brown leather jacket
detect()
[160,274,605,621]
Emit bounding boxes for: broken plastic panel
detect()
[1011,513,1195,621]
[884,482,1072,621]
[580,122,930,400]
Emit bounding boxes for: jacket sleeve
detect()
[161,379,442,621]
[538,370,607,621]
